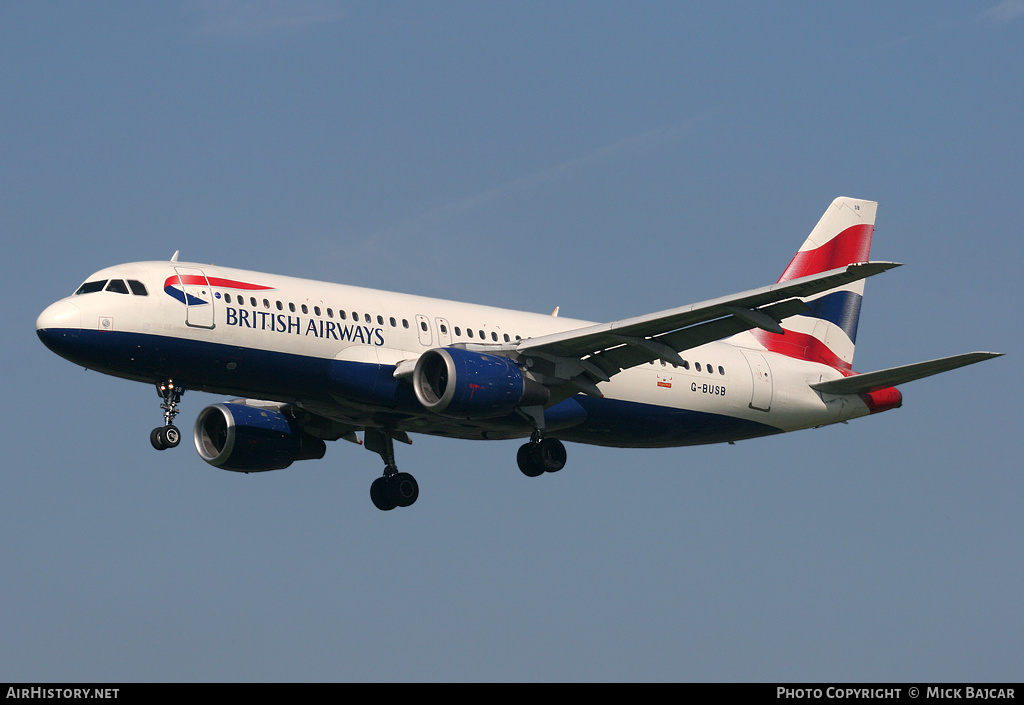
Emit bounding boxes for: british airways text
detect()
[224,306,385,345]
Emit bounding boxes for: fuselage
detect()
[36,259,879,449]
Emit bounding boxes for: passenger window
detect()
[389,317,396,327]
[263,299,270,309]
[503,334,510,342]
[339,310,346,320]
[455,327,462,336]
[127,280,148,296]
[718,366,725,375]
[420,321,428,332]
[377,315,384,325]
[105,280,130,295]
[491,332,498,341]
[314,306,321,316]
[302,304,308,314]
[365,313,372,323]
[250,297,257,307]
[440,324,448,334]
[75,280,107,295]
[695,363,702,372]
[224,293,232,304]
[276,301,283,311]
[467,329,474,338]
[402,319,409,329]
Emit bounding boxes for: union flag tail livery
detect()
[753,197,876,370]
[36,197,1001,511]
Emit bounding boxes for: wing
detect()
[513,261,900,397]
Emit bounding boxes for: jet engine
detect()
[193,402,326,472]
[412,347,548,419]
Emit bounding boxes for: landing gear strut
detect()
[364,427,418,511]
[150,379,185,451]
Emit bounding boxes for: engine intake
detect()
[193,403,326,472]
[413,347,548,419]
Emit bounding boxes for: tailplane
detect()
[753,197,877,370]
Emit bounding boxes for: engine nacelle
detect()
[412,347,549,419]
[193,402,326,472]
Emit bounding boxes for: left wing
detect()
[512,261,899,396]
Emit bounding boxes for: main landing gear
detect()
[364,427,419,511]
[150,379,185,451]
[517,431,567,477]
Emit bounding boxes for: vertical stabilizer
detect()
[753,197,877,370]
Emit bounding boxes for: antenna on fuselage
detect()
[170,250,179,262]
[551,306,560,317]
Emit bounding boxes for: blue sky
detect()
[2,1,1021,682]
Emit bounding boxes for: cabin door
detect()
[174,267,215,329]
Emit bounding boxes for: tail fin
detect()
[753,197,877,370]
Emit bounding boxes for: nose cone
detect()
[36,300,82,355]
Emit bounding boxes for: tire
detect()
[517,443,544,477]
[162,425,181,448]
[537,438,566,473]
[392,472,419,508]
[151,427,167,451]
[370,477,397,511]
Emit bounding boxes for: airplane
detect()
[36,197,1002,511]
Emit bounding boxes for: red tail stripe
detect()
[778,224,874,282]
[753,329,852,371]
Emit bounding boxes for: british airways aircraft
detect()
[36,198,1000,511]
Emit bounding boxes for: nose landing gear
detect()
[150,379,185,451]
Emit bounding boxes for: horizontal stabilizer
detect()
[810,352,1004,395]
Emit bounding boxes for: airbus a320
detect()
[36,198,1001,510]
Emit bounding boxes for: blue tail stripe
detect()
[798,290,862,342]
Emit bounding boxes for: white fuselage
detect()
[37,260,872,448]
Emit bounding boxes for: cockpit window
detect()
[127,280,148,296]
[75,280,107,295]
[105,279,130,294]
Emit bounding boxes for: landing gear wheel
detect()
[392,472,419,508]
[518,437,567,477]
[162,425,181,448]
[151,425,181,451]
[536,437,566,472]
[370,477,397,511]
[151,427,168,451]
[517,443,544,477]
[369,473,419,511]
